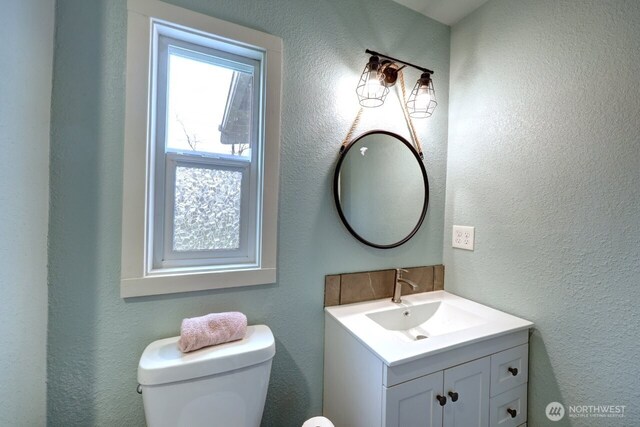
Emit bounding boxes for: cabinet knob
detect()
[448,391,459,402]
[507,408,517,418]
[436,395,447,406]
[508,367,518,376]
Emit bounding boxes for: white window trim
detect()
[151,31,261,270]
[121,0,282,298]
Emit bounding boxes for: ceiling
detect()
[392,0,489,25]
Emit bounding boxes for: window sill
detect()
[120,267,276,298]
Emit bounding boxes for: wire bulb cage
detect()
[356,56,390,108]
[406,72,437,119]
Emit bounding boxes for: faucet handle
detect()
[394,268,405,281]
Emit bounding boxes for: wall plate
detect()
[452,225,474,250]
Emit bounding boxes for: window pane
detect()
[173,165,242,251]
[166,48,253,158]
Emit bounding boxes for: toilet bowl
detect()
[138,324,276,427]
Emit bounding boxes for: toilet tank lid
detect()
[138,324,275,386]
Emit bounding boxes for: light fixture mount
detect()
[365,49,433,77]
[379,60,402,86]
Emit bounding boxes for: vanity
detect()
[323,291,533,427]
[328,69,533,426]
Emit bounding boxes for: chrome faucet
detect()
[392,268,418,303]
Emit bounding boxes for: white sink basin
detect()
[366,301,486,342]
[325,291,533,365]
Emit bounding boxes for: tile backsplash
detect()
[324,265,445,306]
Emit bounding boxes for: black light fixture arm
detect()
[365,49,434,75]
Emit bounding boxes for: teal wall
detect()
[0,0,54,425]
[446,0,640,425]
[48,0,449,425]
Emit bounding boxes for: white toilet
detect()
[138,324,276,427]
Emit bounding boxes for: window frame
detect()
[152,32,261,270]
[121,0,282,298]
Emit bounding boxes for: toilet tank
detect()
[138,325,276,427]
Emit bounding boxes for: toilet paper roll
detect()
[301,416,335,427]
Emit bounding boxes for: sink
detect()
[325,290,534,366]
[366,301,486,342]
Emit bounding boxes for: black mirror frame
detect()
[333,130,430,249]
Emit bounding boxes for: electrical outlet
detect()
[452,225,475,250]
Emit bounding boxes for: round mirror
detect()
[333,130,429,248]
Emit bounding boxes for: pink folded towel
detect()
[178,311,247,353]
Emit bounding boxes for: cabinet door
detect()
[443,357,490,427]
[383,371,444,427]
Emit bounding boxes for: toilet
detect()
[138,324,276,427]
[138,324,334,427]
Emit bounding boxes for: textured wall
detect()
[0,1,54,425]
[48,0,449,425]
[446,0,640,425]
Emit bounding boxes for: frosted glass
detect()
[173,166,242,251]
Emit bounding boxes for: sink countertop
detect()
[324,290,534,366]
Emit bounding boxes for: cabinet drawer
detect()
[490,344,528,396]
[489,383,527,427]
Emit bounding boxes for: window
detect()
[153,27,261,270]
[122,0,282,297]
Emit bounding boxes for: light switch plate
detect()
[452,225,475,250]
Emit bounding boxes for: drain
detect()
[415,335,428,340]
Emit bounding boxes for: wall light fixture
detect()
[355,49,437,118]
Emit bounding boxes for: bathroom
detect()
[1,0,639,425]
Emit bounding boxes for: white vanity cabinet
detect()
[324,314,530,427]
[384,357,490,427]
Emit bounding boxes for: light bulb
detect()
[356,56,389,108]
[415,85,431,106]
[407,72,436,118]
[365,70,385,97]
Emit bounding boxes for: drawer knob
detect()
[508,367,518,376]
[448,391,459,402]
[436,395,447,406]
[507,408,517,418]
